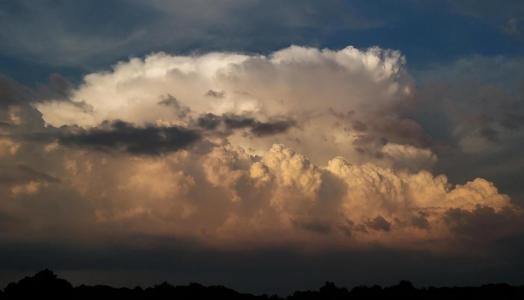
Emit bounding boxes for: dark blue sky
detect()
[1,0,523,84]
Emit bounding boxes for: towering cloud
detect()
[0,45,519,250]
[36,45,423,165]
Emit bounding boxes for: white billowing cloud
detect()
[6,45,516,249]
[251,144,323,215]
[36,45,409,127]
[327,157,510,217]
[21,141,511,248]
[36,45,426,167]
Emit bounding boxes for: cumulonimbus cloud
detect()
[1,44,517,250]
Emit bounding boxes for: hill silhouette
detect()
[1,269,524,299]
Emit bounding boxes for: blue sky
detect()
[1,0,523,84]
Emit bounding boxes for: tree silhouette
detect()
[2,270,524,299]
[4,269,73,298]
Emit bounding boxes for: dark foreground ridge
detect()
[2,269,524,299]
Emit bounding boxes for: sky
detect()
[1,0,524,295]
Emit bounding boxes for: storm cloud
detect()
[197,113,295,137]
[58,120,201,155]
[3,45,510,250]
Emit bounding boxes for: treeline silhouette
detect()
[1,269,524,299]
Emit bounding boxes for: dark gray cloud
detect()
[443,206,523,241]
[197,113,222,130]
[251,120,296,137]
[294,220,332,234]
[205,90,225,99]
[34,74,73,101]
[375,118,433,148]
[157,95,190,118]
[59,120,201,155]
[479,126,500,143]
[196,113,295,137]
[500,112,524,131]
[0,73,74,108]
[330,110,433,157]
[223,115,257,130]
[0,73,76,132]
[410,213,430,230]
[365,216,391,232]
[352,120,368,132]
[0,75,33,108]
[223,115,295,136]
